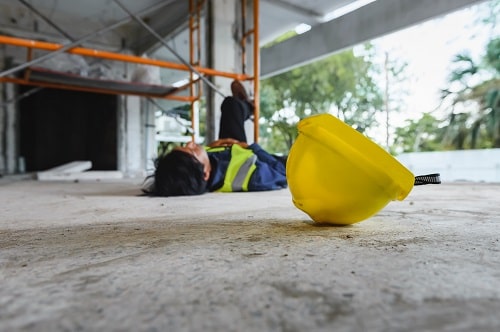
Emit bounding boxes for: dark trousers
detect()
[218,96,253,142]
[218,96,287,166]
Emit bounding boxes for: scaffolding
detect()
[0,0,260,142]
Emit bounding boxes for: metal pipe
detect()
[0,35,249,80]
[113,0,226,99]
[0,0,176,78]
[189,0,197,142]
[241,0,247,74]
[0,76,197,102]
[253,0,260,142]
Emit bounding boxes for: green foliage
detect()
[486,37,500,73]
[259,47,383,153]
[482,0,500,27]
[257,1,499,153]
[388,1,500,152]
[440,35,500,149]
[449,53,479,82]
[392,113,443,153]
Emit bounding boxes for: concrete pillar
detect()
[243,0,256,143]
[117,95,144,178]
[116,57,155,179]
[206,0,253,143]
[0,78,4,175]
[4,84,18,174]
[143,99,156,172]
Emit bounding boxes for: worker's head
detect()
[173,141,211,179]
[145,142,211,196]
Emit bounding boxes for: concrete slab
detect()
[35,160,123,181]
[37,170,124,181]
[1,178,500,331]
[37,161,93,174]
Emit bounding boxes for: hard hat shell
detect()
[286,114,414,225]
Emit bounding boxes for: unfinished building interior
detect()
[1,0,499,331]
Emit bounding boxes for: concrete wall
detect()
[397,149,500,183]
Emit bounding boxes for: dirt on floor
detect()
[1,178,500,331]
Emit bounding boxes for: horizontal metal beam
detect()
[261,0,488,78]
[0,35,249,80]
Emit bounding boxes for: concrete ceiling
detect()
[0,0,190,52]
[0,0,358,52]
[0,0,489,81]
[260,0,489,78]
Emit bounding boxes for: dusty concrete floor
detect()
[1,177,500,332]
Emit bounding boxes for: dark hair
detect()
[143,150,207,197]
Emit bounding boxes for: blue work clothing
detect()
[207,143,287,192]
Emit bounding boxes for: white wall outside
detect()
[397,149,500,183]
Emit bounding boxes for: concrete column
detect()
[116,57,151,179]
[143,99,156,172]
[4,84,18,174]
[243,0,256,143]
[0,85,4,175]
[205,0,243,143]
[117,95,144,178]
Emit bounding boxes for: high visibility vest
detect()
[207,144,257,192]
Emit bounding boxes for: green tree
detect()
[482,0,499,30]
[258,84,296,153]
[439,0,500,149]
[441,37,500,149]
[260,46,383,152]
[392,113,443,153]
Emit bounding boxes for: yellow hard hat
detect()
[286,113,415,225]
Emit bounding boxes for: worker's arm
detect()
[247,143,286,172]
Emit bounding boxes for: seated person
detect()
[143,80,287,197]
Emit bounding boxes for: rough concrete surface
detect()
[1,178,500,332]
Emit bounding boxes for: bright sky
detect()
[365,1,497,143]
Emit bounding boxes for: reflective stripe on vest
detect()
[217,144,257,192]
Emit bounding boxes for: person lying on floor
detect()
[143,80,287,197]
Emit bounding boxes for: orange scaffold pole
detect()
[252,0,260,142]
[0,35,249,81]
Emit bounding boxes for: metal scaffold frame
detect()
[0,0,261,142]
